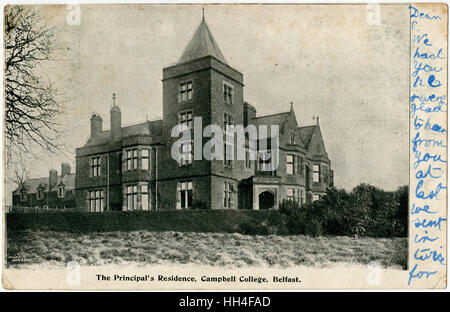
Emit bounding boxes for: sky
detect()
[3,4,410,203]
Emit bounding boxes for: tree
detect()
[4,5,61,161]
[12,159,29,190]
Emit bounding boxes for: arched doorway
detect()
[259,191,275,210]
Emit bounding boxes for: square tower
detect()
[159,18,246,210]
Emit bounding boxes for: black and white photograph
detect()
[1,3,447,290]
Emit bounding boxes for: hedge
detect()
[6,209,288,234]
[6,183,408,237]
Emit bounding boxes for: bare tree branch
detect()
[13,163,29,189]
[4,5,63,163]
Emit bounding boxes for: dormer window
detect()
[223,81,234,105]
[58,185,65,198]
[179,81,193,102]
[37,187,44,200]
[20,190,27,201]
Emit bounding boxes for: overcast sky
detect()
[4,4,409,202]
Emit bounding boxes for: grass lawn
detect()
[6,230,407,269]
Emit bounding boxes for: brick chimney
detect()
[49,169,58,188]
[110,93,122,141]
[61,163,71,177]
[244,102,256,127]
[90,113,103,137]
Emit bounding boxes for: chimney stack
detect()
[110,93,122,141]
[243,102,256,127]
[90,114,103,137]
[61,163,71,177]
[49,169,58,188]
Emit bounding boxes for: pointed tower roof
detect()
[178,18,228,65]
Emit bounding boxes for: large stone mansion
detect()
[13,17,333,211]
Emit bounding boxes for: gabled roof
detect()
[14,177,48,195]
[56,173,75,190]
[178,19,228,65]
[251,110,308,148]
[83,119,162,147]
[13,173,75,194]
[299,125,316,147]
[251,111,291,128]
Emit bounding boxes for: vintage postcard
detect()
[1,2,447,291]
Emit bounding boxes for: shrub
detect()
[349,184,408,237]
[238,222,269,235]
[312,187,356,236]
[279,199,308,235]
[304,217,323,237]
[278,184,408,237]
[279,199,299,215]
[266,210,288,235]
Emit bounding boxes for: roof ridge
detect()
[24,176,48,182]
[121,118,162,129]
[252,111,291,120]
[25,172,75,182]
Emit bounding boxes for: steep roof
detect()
[57,173,76,190]
[299,125,315,147]
[178,19,228,65]
[299,123,328,157]
[251,111,291,128]
[13,173,75,194]
[83,119,162,147]
[251,110,308,148]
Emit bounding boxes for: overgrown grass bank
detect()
[6,230,408,269]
